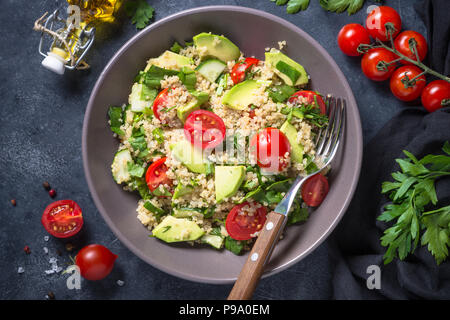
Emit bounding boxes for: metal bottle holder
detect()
[35,9,96,73]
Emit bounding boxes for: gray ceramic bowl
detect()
[82,6,362,284]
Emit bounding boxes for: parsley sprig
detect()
[125,0,155,29]
[378,142,450,265]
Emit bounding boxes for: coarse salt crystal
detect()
[117,280,125,287]
[44,236,49,242]
[43,247,48,254]
[17,267,24,274]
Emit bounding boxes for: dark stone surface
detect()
[0,0,424,299]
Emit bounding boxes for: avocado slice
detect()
[222,80,261,110]
[177,91,210,123]
[265,51,308,86]
[193,33,240,63]
[170,140,209,174]
[280,121,304,163]
[144,50,193,71]
[215,166,245,202]
[172,208,202,218]
[152,216,204,243]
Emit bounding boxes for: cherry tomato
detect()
[421,80,450,113]
[152,88,170,121]
[365,6,402,41]
[225,202,267,241]
[184,110,226,149]
[361,48,398,81]
[75,244,117,281]
[301,174,329,207]
[394,30,428,65]
[337,23,371,57]
[288,90,327,114]
[250,127,291,172]
[145,157,172,192]
[230,57,260,84]
[390,65,426,101]
[41,200,83,238]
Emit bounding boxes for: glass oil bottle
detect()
[35,0,123,74]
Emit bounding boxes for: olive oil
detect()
[66,0,123,23]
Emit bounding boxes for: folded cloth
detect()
[329,0,450,299]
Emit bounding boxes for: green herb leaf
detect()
[286,0,310,14]
[276,61,301,84]
[108,106,125,136]
[319,0,364,15]
[140,65,179,88]
[125,0,155,29]
[152,127,164,144]
[170,41,183,54]
[268,84,296,103]
[127,162,145,178]
[225,237,246,255]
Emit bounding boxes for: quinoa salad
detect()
[108,32,330,254]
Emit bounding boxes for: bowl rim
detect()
[82,5,363,284]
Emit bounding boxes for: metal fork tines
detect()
[274,96,346,216]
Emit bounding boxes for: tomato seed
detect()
[45,291,55,300]
[24,246,31,254]
[65,243,75,252]
[11,199,16,206]
[42,181,51,191]
[49,189,56,198]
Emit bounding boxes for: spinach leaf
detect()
[127,162,145,178]
[170,41,183,53]
[225,237,247,255]
[108,106,125,136]
[268,84,296,103]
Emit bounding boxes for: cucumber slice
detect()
[196,59,226,83]
[129,83,152,112]
[201,234,224,249]
[111,149,133,183]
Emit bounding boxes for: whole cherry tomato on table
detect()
[41,200,83,238]
[288,90,327,114]
[225,202,267,241]
[249,127,291,172]
[301,174,329,207]
[365,6,402,41]
[361,48,398,81]
[421,80,450,112]
[231,57,260,84]
[184,110,226,149]
[337,23,371,57]
[75,244,118,281]
[145,157,172,193]
[394,30,428,65]
[390,65,426,101]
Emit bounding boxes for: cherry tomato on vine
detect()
[225,202,267,241]
[421,80,450,112]
[75,244,118,281]
[230,57,260,84]
[390,65,426,101]
[41,200,83,238]
[337,23,371,57]
[289,90,327,114]
[153,88,171,121]
[394,30,428,65]
[361,48,398,81]
[145,157,172,193]
[249,127,291,172]
[301,174,329,207]
[365,6,402,41]
[184,110,226,149]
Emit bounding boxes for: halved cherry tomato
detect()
[145,157,172,192]
[231,57,260,84]
[226,202,267,241]
[365,6,402,41]
[75,244,118,281]
[390,65,426,101]
[421,80,450,113]
[394,30,428,65]
[301,174,329,207]
[41,200,83,238]
[153,88,170,121]
[250,127,291,172]
[361,48,398,81]
[288,90,327,114]
[184,110,226,149]
[337,23,371,57]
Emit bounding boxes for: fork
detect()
[227,97,346,300]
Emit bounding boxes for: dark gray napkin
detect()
[329,0,450,299]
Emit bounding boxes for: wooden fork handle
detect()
[227,211,286,300]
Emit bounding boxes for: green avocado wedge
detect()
[152,216,204,243]
[193,33,240,63]
[215,166,246,202]
[265,51,308,86]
